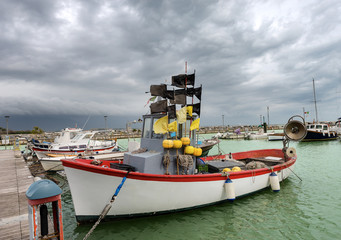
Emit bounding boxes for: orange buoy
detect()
[173,140,182,149]
[232,166,241,172]
[184,146,194,154]
[162,140,174,149]
[181,137,190,145]
[193,147,202,156]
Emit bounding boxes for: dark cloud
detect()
[1,0,341,131]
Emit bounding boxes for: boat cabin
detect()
[123,113,198,175]
[307,123,331,133]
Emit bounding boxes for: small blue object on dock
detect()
[26,179,64,239]
[26,179,62,200]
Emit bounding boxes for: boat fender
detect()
[269,172,280,192]
[224,178,235,201]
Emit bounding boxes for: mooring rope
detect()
[287,167,302,181]
[83,170,131,240]
[163,152,170,174]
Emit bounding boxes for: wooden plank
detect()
[0,150,33,240]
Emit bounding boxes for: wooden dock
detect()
[0,150,33,240]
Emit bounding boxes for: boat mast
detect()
[312,78,319,123]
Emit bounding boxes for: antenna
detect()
[82,115,91,130]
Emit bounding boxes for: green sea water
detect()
[56,134,341,240]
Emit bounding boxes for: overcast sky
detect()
[1,0,341,131]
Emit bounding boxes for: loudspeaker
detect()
[284,119,307,141]
[286,147,296,158]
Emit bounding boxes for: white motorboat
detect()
[40,151,125,172]
[32,130,118,159]
[330,117,341,135]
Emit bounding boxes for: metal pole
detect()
[267,106,269,126]
[222,115,224,130]
[5,116,10,149]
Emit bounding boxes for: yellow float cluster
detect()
[162,139,202,157]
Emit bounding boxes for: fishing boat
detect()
[301,79,337,141]
[32,130,118,159]
[197,137,219,156]
[62,72,306,223]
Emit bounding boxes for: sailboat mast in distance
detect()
[312,78,319,123]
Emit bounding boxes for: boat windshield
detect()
[316,125,322,129]
[142,117,152,138]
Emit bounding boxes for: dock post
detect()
[26,179,64,240]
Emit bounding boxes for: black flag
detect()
[187,103,201,116]
[150,84,167,98]
[171,73,195,88]
[150,100,167,113]
[187,86,202,100]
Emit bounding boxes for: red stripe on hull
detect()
[32,145,116,153]
[62,149,295,183]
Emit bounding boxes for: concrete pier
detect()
[0,150,33,240]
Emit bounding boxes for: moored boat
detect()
[62,72,307,223]
[63,148,296,222]
[330,117,341,135]
[32,130,118,159]
[40,151,125,172]
[267,133,285,141]
[301,79,337,141]
[301,123,337,141]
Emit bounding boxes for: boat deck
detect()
[0,150,33,240]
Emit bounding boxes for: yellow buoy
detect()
[232,166,241,172]
[222,168,231,172]
[173,140,182,149]
[193,147,202,157]
[181,137,190,145]
[184,146,194,154]
[162,140,174,149]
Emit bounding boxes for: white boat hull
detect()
[33,145,117,160]
[40,157,69,171]
[63,157,295,222]
[40,152,124,171]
